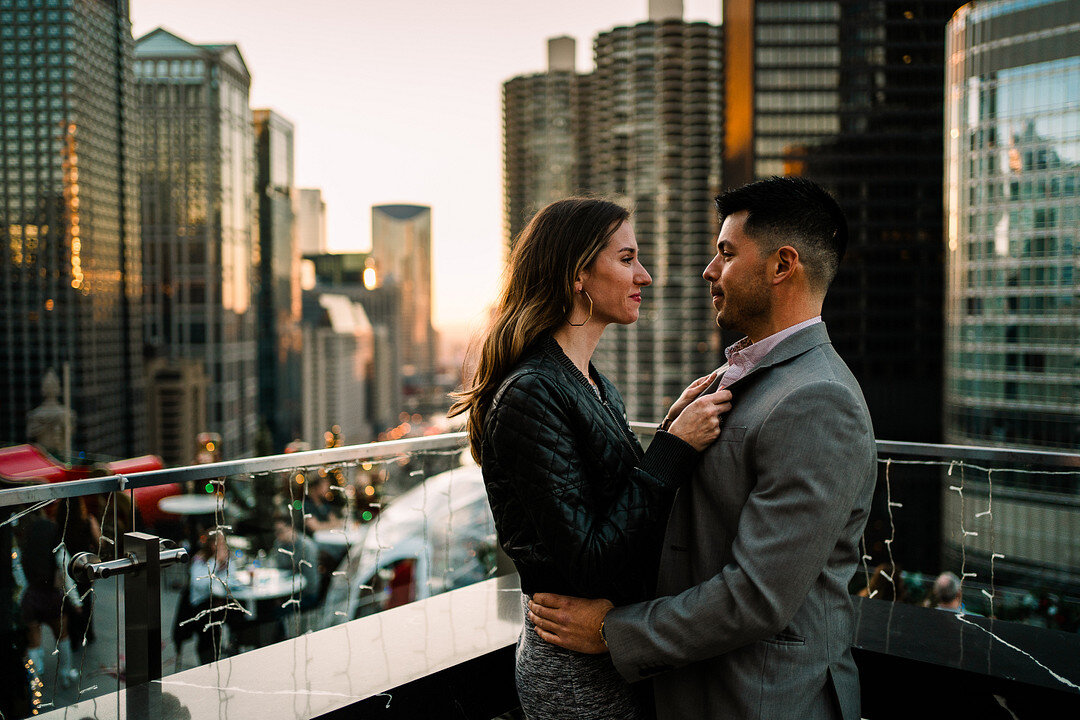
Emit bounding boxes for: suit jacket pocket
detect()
[764,630,806,646]
[719,426,746,443]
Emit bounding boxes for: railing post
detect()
[124,531,162,688]
[68,532,189,719]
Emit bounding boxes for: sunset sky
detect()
[130,0,723,334]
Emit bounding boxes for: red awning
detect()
[0,444,69,483]
[106,455,164,475]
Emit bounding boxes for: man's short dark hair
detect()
[715,176,848,293]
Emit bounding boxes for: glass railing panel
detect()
[2,491,126,718]
[143,437,480,674]
[10,429,1078,717]
[0,433,481,718]
[861,445,1080,632]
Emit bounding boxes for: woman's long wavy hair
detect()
[448,197,630,461]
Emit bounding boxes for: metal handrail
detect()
[0,432,468,508]
[630,422,1080,467]
[3,426,1078,509]
[873,439,1080,466]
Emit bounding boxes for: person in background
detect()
[303,474,343,533]
[858,562,908,603]
[272,513,321,611]
[174,533,232,665]
[56,497,100,648]
[17,507,78,687]
[932,571,964,613]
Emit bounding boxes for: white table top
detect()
[159,494,227,516]
[211,567,306,601]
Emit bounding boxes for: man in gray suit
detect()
[528,177,877,719]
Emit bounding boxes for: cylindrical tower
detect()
[586,15,723,423]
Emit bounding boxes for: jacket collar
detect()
[722,322,832,390]
[539,335,608,402]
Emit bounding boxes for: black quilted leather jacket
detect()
[481,335,700,605]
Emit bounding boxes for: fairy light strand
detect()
[882,458,900,599]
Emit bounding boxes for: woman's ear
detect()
[574,270,588,293]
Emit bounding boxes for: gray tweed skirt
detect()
[516,594,654,720]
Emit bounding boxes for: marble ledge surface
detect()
[853,594,1080,692]
[37,574,525,720]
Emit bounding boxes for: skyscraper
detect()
[0,0,145,458]
[135,28,258,458]
[503,36,585,248]
[581,1,722,422]
[944,0,1080,450]
[305,251,403,434]
[294,188,327,255]
[254,108,302,452]
[145,357,207,466]
[300,292,373,448]
[370,204,437,412]
[722,0,963,442]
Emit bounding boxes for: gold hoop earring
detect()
[567,290,593,327]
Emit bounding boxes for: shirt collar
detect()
[722,316,822,384]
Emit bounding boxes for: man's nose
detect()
[703,255,720,281]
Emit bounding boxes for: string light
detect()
[987,470,1005,619]
[881,459,900,598]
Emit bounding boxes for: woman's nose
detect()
[636,263,652,286]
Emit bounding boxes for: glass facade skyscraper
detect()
[0,0,145,458]
[135,28,258,458]
[724,0,964,442]
[255,108,301,452]
[294,187,326,256]
[371,204,436,413]
[306,251,404,434]
[944,0,1080,450]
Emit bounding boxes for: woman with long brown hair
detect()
[450,198,731,719]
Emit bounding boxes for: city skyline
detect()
[129,0,723,334]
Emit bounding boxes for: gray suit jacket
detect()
[606,323,876,720]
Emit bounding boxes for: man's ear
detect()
[772,246,799,285]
